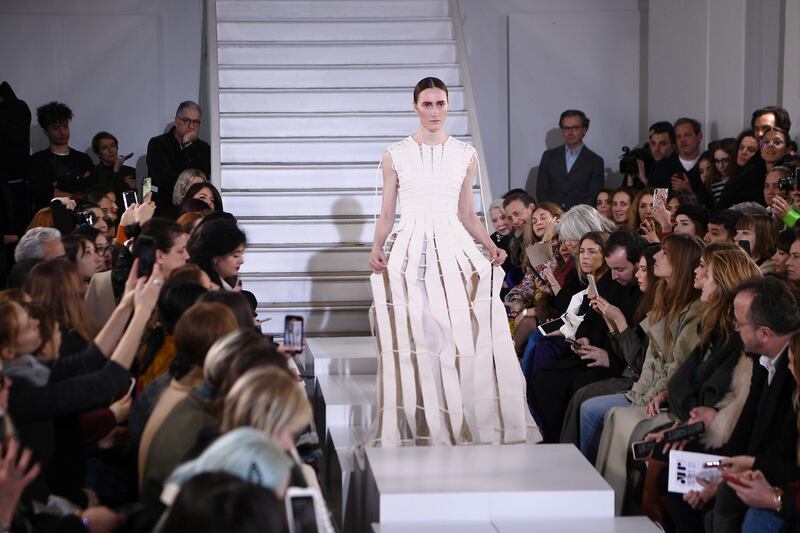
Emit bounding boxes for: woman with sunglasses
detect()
[760,127,790,173]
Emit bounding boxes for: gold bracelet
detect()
[772,486,784,513]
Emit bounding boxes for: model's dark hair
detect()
[649,121,676,144]
[413,77,448,103]
[605,229,647,264]
[674,117,702,135]
[708,209,742,236]
[502,190,535,209]
[734,276,800,335]
[157,281,208,333]
[36,101,73,129]
[559,109,589,128]
[778,228,795,253]
[91,131,118,154]
[140,218,188,253]
[180,182,224,213]
[189,219,247,286]
[751,106,792,133]
[634,244,660,323]
[61,233,92,264]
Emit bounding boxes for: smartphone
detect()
[653,188,669,210]
[587,273,599,299]
[142,177,152,199]
[663,421,705,443]
[538,317,565,336]
[286,488,320,533]
[122,190,139,211]
[133,235,158,278]
[738,240,752,255]
[631,439,656,461]
[284,315,304,354]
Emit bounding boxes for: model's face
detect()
[605,247,636,286]
[760,130,788,163]
[649,132,673,161]
[504,199,533,232]
[45,120,70,146]
[675,123,702,158]
[612,192,630,224]
[653,248,672,279]
[76,240,100,281]
[578,239,604,275]
[175,107,201,142]
[156,233,190,274]
[772,248,790,274]
[700,265,718,303]
[694,257,707,290]
[737,136,759,166]
[674,214,697,236]
[97,138,119,165]
[704,223,732,245]
[214,244,245,279]
[560,115,587,148]
[532,208,555,238]
[489,208,510,236]
[638,194,653,221]
[414,88,448,133]
[764,170,785,205]
[735,228,756,257]
[635,257,648,292]
[699,159,715,185]
[595,192,612,218]
[786,240,800,282]
[193,187,215,210]
[753,113,776,139]
[714,149,734,178]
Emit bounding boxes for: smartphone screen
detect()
[123,190,139,211]
[738,240,752,255]
[134,236,157,278]
[142,177,152,199]
[289,495,318,533]
[587,273,598,299]
[653,188,669,210]
[284,315,304,353]
[631,439,655,461]
[537,317,565,336]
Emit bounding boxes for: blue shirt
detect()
[565,144,583,173]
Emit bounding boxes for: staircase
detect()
[209,0,491,337]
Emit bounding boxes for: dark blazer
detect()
[145,126,210,214]
[649,152,713,207]
[535,144,604,209]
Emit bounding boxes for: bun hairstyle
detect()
[413,77,448,103]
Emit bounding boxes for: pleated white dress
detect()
[369,136,536,447]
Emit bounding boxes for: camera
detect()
[619,144,653,175]
[778,167,800,192]
[74,210,97,226]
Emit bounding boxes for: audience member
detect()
[62,232,102,283]
[704,209,742,244]
[188,218,246,290]
[179,181,223,214]
[146,101,210,216]
[673,204,709,238]
[536,109,604,209]
[735,214,778,273]
[87,131,136,208]
[712,138,738,204]
[172,168,207,208]
[611,189,633,227]
[596,189,613,219]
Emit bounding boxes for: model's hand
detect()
[369,248,387,274]
[490,246,507,266]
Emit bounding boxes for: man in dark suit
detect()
[649,117,713,207]
[535,109,604,210]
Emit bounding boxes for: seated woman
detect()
[585,234,704,514]
[771,228,794,277]
[735,214,778,273]
[612,189,633,229]
[711,139,739,205]
[189,218,247,291]
[62,232,102,284]
[179,182,223,214]
[172,169,207,211]
[596,189,613,219]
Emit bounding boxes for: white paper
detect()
[667,450,725,494]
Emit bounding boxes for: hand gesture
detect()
[575,343,610,368]
[729,470,776,509]
[113,152,133,173]
[0,438,40,525]
[671,173,692,192]
[133,263,164,313]
[771,196,791,220]
[639,218,660,244]
[489,245,507,266]
[542,217,559,243]
[645,390,668,417]
[590,296,626,331]
[652,203,673,232]
[369,248,387,274]
[133,193,155,225]
[52,196,77,211]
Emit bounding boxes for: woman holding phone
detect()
[368,77,534,446]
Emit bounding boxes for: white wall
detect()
[0,0,203,178]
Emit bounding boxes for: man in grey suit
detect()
[535,109,605,210]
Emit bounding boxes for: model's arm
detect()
[458,157,495,251]
[368,152,399,273]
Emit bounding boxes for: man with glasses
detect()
[535,109,604,210]
[146,101,210,215]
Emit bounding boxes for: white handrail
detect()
[204,0,222,190]
[449,0,493,230]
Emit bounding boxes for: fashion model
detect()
[368,77,537,446]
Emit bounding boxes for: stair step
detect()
[218,63,461,89]
[217,0,448,20]
[257,301,372,336]
[220,135,473,163]
[218,40,457,66]
[221,163,379,190]
[219,87,465,113]
[242,272,371,303]
[239,216,376,245]
[223,188,483,217]
[218,19,452,42]
[220,111,469,138]
[242,244,370,273]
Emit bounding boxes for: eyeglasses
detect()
[95,245,112,256]
[560,126,584,132]
[714,157,731,165]
[760,138,785,148]
[177,116,201,128]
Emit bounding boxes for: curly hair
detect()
[36,101,73,129]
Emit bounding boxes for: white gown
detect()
[369,135,538,447]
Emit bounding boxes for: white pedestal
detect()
[305,336,378,376]
[314,375,376,440]
[371,517,661,533]
[364,444,613,525]
[323,425,368,528]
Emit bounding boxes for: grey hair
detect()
[555,204,616,241]
[730,202,770,217]
[489,198,505,213]
[175,100,201,117]
[172,168,207,206]
[14,227,61,262]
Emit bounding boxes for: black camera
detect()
[778,167,800,192]
[619,145,653,175]
[74,210,97,226]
